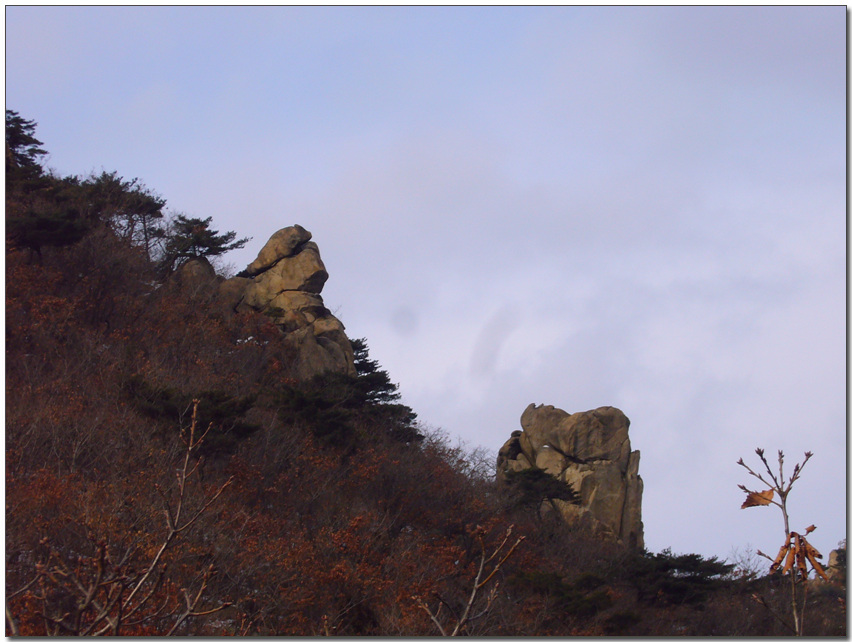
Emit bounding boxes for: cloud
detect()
[469,304,523,379]
[6,6,844,562]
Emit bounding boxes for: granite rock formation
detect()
[826,545,846,583]
[497,403,644,548]
[219,225,355,380]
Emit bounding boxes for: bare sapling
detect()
[737,448,829,636]
[6,400,233,636]
[415,524,525,636]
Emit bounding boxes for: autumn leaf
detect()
[794,534,809,580]
[805,549,830,581]
[802,538,823,560]
[741,489,774,509]
[799,536,830,581]
[769,533,792,573]
[781,544,797,575]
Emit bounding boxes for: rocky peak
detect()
[219,225,355,380]
[497,403,644,549]
[243,224,316,278]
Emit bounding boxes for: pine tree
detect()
[81,171,166,256]
[6,109,47,187]
[158,214,249,273]
[6,112,90,260]
[502,467,579,517]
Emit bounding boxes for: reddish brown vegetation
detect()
[5,113,845,634]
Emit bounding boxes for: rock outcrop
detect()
[497,403,644,548]
[826,545,846,583]
[219,225,355,380]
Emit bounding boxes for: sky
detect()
[6,6,847,565]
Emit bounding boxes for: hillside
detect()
[5,110,846,636]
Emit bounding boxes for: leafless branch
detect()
[10,400,232,636]
[416,525,524,636]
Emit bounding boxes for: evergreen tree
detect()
[351,338,404,404]
[158,214,249,272]
[502,467,579,517]
[622,548,734,606]
[351,338,421,443]
[6,109,47,188]
[5,112,91,260]
[6,182,91,260]
[81,171,166,256]
[274,339,422,448]
[125,376,260,457]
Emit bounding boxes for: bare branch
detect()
[417,525,524,636]
[9,399,233,637]
[414,596,447,636]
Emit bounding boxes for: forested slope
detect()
[5,111,845,636]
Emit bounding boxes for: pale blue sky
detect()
[6,6,846,564]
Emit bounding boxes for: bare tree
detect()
[6,401,233,636]
[415,524,524,636]
[738,448,828,636]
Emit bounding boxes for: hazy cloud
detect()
[6,5,844,562]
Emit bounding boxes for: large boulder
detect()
[497,403,644,548]
[243,242,328,307]
[218,225,355,378]
[218,276,252,314]
[244,224,313,276]
[171,257,219,294]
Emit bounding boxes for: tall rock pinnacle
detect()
[497,403,644,548]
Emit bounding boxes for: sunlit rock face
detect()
[826,547,846,583]
[219,225,355,380]
[497,403,644,549]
